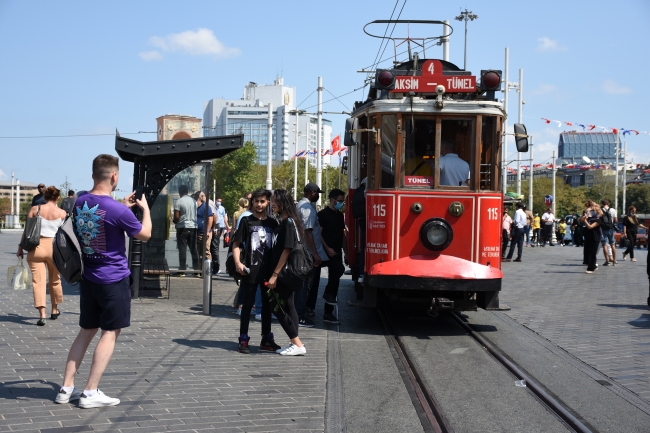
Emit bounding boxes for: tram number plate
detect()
[373,204,386,217]
[487,207,499,220]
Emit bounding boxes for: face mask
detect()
[334,202,344,211]
[216,202,221,207]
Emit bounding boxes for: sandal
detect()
[51,309,60,320]
[37,318,46,326]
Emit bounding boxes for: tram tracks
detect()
[379,308,596,433]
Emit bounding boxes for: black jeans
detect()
[506,227,525,259]
[239,281,271,337]
[502,229,510,257]
[584,232,600,271]
[272,285,299,340]
[176,228,199,271]
[625,232,637,259]
[542,225,553,245]
[210,230,220,273]
[309,254,345,315]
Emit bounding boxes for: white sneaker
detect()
[278,344,306,356]
[255,314,261,321]
[79,389,120,409]
[54,387,82,404]
[275,343,293,354]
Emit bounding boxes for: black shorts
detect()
[79,276,132,331]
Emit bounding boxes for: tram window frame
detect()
[400,115,475,190]
[379,114,397,189]
[478,115,501,191]
[367,115,377,191]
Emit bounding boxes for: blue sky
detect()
[1,0,648,193]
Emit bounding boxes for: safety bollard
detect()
[203,258,212,315]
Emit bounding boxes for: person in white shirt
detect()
[439,139,470,186]
[503,202,527,262]
[541,207,555,247]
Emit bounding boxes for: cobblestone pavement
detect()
[501,243,650,402]
[0,232,325,432]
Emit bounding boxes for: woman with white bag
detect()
[17,186,67,326]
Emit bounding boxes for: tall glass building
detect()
[203,79,333,165]
[558,131,617,164]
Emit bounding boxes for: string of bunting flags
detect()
[293,134,348,158]
[540,118,649,136]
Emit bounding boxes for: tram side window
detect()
[380,115,397,188]
[480,117,497,190]
[440,120,473,187]
[403,118,436,188]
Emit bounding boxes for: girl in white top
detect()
[17,186,67,326]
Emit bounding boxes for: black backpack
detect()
[277,218,314,291]
[600,208,613,230]
[351,183,366,219]
[52,215,84,284]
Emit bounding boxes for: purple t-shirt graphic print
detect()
[75,193,142,284]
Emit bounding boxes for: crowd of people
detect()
[502,197,648,275]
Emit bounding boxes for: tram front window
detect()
[403,118,473,188]
[440,119,473,187]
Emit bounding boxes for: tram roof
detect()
[352,98,504,117]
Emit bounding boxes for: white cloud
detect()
[536,37,567,52]
[0,169,7,180]
[530,84,559,95]
[148,28,240,58]
[139,50,163,61]
[602,79,631,95]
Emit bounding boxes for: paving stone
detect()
[502,244,650,402]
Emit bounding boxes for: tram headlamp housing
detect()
[376,70,396,90]
[419,218,453,251]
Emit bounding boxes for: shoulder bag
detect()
[20,205,41,251]
[277,218,314,291]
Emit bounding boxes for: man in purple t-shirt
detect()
[55,154,151,409]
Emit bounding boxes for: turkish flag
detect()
[331,135,341,153]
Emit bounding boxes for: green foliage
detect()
[266,288,286,314]
[211,141,348,218]
[211,141,265,218]
[620,183,650,214]
[0,198,10,216]
[520,177,587,217]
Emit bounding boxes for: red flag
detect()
[587,124,596,130]
[542,118,551,124]
[565,121,573,126]
[611,127,619,134]
[331,135,341,153]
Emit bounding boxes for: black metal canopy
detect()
[115,134,244,162]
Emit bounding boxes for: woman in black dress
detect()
[579,201,602,273]
[267,189,307,356]
[622,206,647,262]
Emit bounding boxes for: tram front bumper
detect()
[367,254,502,292]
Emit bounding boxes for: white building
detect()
[203,78,332,165]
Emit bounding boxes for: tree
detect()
[211,141,264,217]
[621,184,650,214]
[521,176,587,217]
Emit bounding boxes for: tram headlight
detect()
[376,70,396,90]
[419,218,453,251]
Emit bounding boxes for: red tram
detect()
[343,21,528,314]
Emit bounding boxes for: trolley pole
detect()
[316,77,323,206]
[516,69,523,196]
[266,103,273,191]
[552,151,556,217]
[623,140,627,212]
[614,132,620,214]
[502,48,509,194]
[528,136,534,212]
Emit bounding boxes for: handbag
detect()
[20,205,41,251]
[7,258,30,290]
[277,218,314,291]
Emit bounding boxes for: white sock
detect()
[83,389,97,397]
[61,386,74,393]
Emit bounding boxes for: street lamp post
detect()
[455,8,478,71]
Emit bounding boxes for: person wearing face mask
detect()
[295,182,327,327]
[314,189,349,324]
[623,206,647,262]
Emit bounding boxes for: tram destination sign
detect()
[391,60,476,93]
